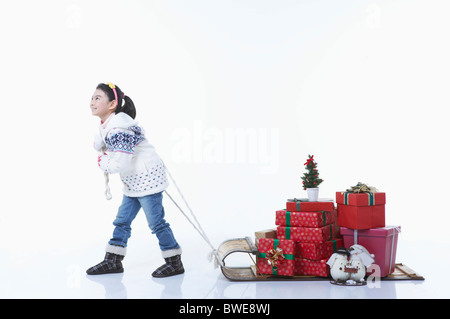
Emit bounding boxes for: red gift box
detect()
[336,192,385,206]
[340,226,401,277]
[286,198,335,212]
[257,238,295,276]
[336,191,386,230]
[337,204,385,230]
[277,223,340,243]
[276,209,337,228]
[295,239,343,260]
[294,258,330,277]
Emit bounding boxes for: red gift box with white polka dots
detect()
[294,257,330,277]
[277,223,340,243]
[295,239,343,260]
[275,210,337,228]
[256,238,295,276]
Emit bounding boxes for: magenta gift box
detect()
[340,226,401,277]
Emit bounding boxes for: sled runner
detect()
[217,237,424,282]
[216,236,259,281]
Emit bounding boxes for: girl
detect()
[87,82,184,278]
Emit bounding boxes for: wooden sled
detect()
[217,237,424,282]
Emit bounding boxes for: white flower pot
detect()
[306,188,319,202]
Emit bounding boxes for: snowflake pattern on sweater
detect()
[105,126,145,153]
[121,163,168,193]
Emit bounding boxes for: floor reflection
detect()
[86,273,127,299]
[205,272,416,299]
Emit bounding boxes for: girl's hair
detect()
[96,83,136,119]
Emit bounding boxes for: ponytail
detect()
[96,83,137,119]
[119,95,136,119]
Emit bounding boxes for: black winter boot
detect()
[86,252,124,275]
[152,255,184,278]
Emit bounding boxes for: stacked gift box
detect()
[336,188,401,277]
[256,199,343,277]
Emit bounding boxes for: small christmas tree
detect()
[301,154,323,190]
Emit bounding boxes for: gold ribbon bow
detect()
[266,247,286,269]
[345,182,378,194]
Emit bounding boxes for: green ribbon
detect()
[343,192,375,206]
[283,227,291,240]
[344,192,350,205]
[285,211,291,226]
[331,239,337,252]
[368,193,375,205]
[273,239,279,248]
[257,252,295,275]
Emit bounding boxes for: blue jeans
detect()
[108,192,181,255]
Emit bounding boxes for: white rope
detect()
[99,149,112,201]
[163,162,219,268]
[104,172,112,200]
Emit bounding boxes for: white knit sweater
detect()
[94,113,169,197]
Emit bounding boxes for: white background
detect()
[0,0,449,298]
